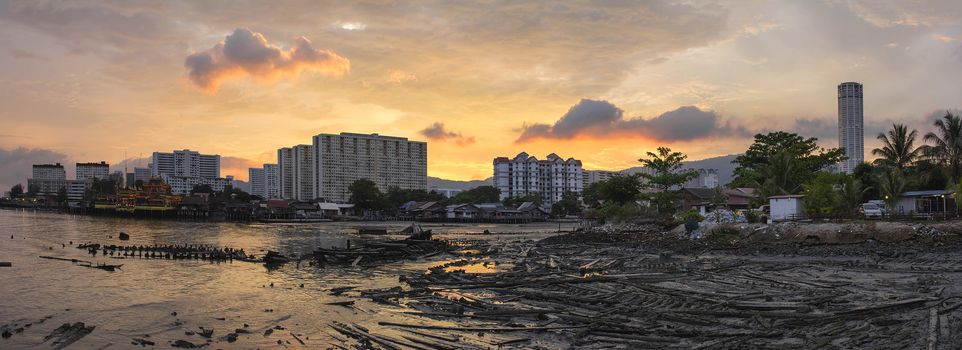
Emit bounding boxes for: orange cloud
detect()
[185,28,350,92]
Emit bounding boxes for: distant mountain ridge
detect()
[428,154,741,190]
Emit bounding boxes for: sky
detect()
[1,0,961,190]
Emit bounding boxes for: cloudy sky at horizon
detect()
[1,0,961,189]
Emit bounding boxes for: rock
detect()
[170,339,205,348]
[219,333,238,342]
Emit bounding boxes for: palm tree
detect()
[872,123,922,170]
[877,170,907,215]
[923,112,962,183]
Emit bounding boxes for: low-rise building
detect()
[769,195,805,222]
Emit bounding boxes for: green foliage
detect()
[583,174,641,206]
[599,202,646,222]
[502,193,542,207]
[134,179,144,190]
[678,208,704,222]
[550,191,581,218]
[349,179,388,211]
[449,186,500,204]
[731,131,845,195]
[853,163,880,203]
[638,147,698,215]
[802,172,841,218]
[217,185,252,202]
[10,184,23,198]
[922,112,962,183]
[92,179,117,196]
[877,170,907,213]
[872,123,922,170]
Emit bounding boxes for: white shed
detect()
[769,195,805,222]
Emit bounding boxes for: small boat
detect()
[118,232,130,241]
[263,251,291,265]
[93,263,123,271]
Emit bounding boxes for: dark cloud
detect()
[185,28,350,91]
[0,147,68,191]
[419,122,475,145]
[517,99,750,142]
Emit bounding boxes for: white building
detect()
[838,82,864,173]
[583,170,621,189]
[150,150,227,195]
[277,147,295,200]
[248,163,280,199]
[249,167,265,198]
[76,161,109,181]
[263,164,279,199]
[769,195,805,222]
[293,145,315,201]
[151,150,220,178]
[684,168,720,188]
[432,188,463,198]
[32,163,66,180]
[312,133,428,203]
[493,152,583,206]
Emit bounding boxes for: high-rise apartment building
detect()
[838,82,864,173]
[76,161,109,180]
[276,146,315,201]
[312,133,427,203]
[277,147,295,199]
[293,145,315,201]
[150,150,228,194]
[263,164,279,199]
[583,170,621,190]
[133,167,151,183]
[493,152,583,206]
[32,163,66,180]
[248,167,265,198]
[248,163,280,199]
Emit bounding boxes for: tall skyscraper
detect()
[312,133,427,203]
[838,82,864,173]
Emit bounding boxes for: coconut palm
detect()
[922,112,962,183]
[872,123,922,170]
[877,170,907,215]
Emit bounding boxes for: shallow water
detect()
[0,209,567,349]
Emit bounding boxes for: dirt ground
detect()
[327,221,962,349]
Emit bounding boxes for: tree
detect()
[550,192,581,218]
[872,123,922,170]
[449,186,500,204]
[731,131,846,193]
[838,176,866,218]
[853,163,880,203]
[877,170,907,214]
[134,179,144,190]
[802,172,841,218]
[638,147,698,215]
[922,112,962,183]
[584,174,641,206]
[349,179,387,211]
[10,184,23,198]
